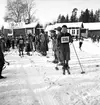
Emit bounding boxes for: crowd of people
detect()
[0,31,51,78]
[0,25,84,78]
[91,34,100,43]
[0,31,49,56]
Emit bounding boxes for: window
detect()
[77,30,79,35]
[72,29,75,34]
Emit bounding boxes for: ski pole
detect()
[72,43,85,74]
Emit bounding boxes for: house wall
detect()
[88,30,100,37]
[13,28,25,38]
[68,28,80,37]
[80,29,88,38]
[26,28,35,34]
[2,29,13,38]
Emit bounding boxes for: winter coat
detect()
[0,46,5,67]
[58,32,73,61]
[18,38,25,50]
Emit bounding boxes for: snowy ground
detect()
[1,39,100,105]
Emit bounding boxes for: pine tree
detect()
[65,14,69,22]
[70,8,78,22]
[79,11,84,22]
[89,10,95,22]
[57,14,62,23]
[60,15,66,23]
[84,9,90,22]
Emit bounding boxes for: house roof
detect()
[83,22,100,30]
[3,22,38,29]
[24,22,37,28]
[3,22,10,29]
[14,22,37,29]
[54,22,83,28]
[45,25,55,32]
[45,22,83,31]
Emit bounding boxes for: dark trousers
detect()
[79,42,83,49]
[0,65,3,76]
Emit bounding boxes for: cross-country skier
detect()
[79,38,83,50]
[58,25,73,75]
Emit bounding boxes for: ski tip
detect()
[81,71,85,74]
[55,67,59,70]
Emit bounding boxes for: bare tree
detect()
[4,0,27,23]
[22,0,37,23]
[4,0,37,23]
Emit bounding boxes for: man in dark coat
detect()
[58,25,73,75]
[0,45,6,79]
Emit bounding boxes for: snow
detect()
[82,39,100,55]
[83,22,100,30]
[1,39,100,104]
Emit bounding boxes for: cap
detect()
[55,27,62,31]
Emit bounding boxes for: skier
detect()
[17,35,25,57]
[79,38,83,50]
[58,25,73,75]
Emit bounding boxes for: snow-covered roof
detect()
[45,25,55,32]
[14,22,37,29]
[83,22,100,30]
[3,22,38,29]
[24,22,37,28]
[45,22,83,31]
[3,22,11,29]
[54,22,83,28]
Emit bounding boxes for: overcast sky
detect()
[35,0,100,25]
[0,0,100,26]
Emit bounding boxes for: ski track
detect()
[2,40,100,105]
